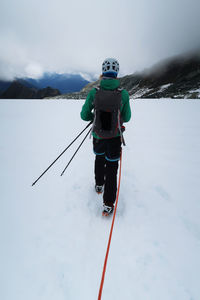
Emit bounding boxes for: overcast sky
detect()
[0,0,200,80]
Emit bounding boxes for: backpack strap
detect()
[116,88,126,145]
[89,87,99,139]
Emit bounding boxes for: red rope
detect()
[98,150,123,300]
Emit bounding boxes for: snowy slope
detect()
[1,99,200,300]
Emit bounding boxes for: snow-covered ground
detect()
[1,99,200,300]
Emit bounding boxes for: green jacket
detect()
[80,78,131,139]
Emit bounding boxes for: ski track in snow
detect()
[0,99,200,300]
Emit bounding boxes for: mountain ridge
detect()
[24,73,90,94]
[53,52,200,99]
[0,81,61,99]
[0,73,90,98]
[1,52,200,99]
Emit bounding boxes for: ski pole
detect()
[32,121,92,186]
[60,127,92,176]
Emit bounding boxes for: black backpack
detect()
[92,87,123,139]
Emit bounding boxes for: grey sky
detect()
[0,0,200,80]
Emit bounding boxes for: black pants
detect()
[93,137,121,207]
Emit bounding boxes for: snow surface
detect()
[1,99,200,300]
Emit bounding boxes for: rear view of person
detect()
[81,58,131,216]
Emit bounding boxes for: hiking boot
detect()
[102,204,114,216]
[95,185,104,194]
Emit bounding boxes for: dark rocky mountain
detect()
[123,53,200,99]
[0,79,37,95]
[36,86,61,98]
[0,80,12,93]
[54,51,200,99]
[0,80,61,99]
[0,73,91,98]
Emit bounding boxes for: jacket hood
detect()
[100,78,120,90]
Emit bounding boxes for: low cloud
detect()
[0,0,200,80]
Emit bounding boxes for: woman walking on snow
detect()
[81,58,131,216]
